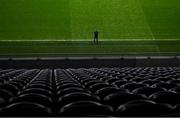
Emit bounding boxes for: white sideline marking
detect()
[0,52,179,55]
[0,39,179,42]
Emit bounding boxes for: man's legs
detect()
[94,36,99,44]
[96,36,98,44]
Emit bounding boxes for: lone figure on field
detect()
[94,31,99,44]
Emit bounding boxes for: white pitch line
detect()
[0,52,179,55]
[0,39,179,42]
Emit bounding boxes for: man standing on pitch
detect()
[94,30,99,44]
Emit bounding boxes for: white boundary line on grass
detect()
[0,39,179,42]
[0,52,180,55]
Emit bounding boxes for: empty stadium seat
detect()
[95,87,128,99]
[26,84,52,91]
[58,92,100,108]
[8,81,24,89]
[173,104,180,115]
[120,83,147,91]
[104,92,146,108]
[0,84,19,95]
[169,80,180,85]
[116,100,173,116]
[130,78,146,83]
[106,78,120,84]
[112,80,128,87]
[9,93,53,107]
[0,97,5,106]
[18,88,52,97]
[141,80,162,86]
[152,83,177,90]
[1,102,51,116]
[0,89,13,101]
[57,83,82,90]
[89,83,112,93]
[150,91,180,106]
[170,86,180,93]
[59,101,113,117]
[84,81,102,88]
[132,86,165,97]
[0,68,180,117]
[57,87,90,97]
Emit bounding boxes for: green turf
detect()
[0,0,180,56]
[0,0,180,39]
[0,40,180,57]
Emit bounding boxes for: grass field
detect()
[0,0,180,56]
[0,40,180,57]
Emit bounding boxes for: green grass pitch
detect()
[0,0,180,56]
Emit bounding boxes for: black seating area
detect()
[1,67,180,116]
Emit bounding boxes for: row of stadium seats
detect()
[0,67,180,116]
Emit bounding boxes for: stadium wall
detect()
[0,57,180,69]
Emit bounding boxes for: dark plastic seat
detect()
[0,84,19,95]
[1,102,51,116]
[150,91,180,106]
[0,97,5,106]
[58,87,89,97]
[26,84,52,91]
[57,84,82,90]
[8,82,24,89]
[173,104,180,115]
[59,101,113,117]
[141,80,162,86]
[9,93,53,107]
[112,80,128,87]
[84,81,102,88]
[155,77,173,82]
[106,78,119,84]
[0,89,13,101]
[133,87,165,97]
[152,83,177,90]
[31,81,51,87]
[169,80,180,85]
[32,79,50,83]
[104,92,145,108]
[122,75,134,80]
[99,76,110,81]
[19,88,52,97]
[95,87,128,99]
[170,86,180,93]
[57,81,77,86]
[121,83,147,91]
[13,79,28,85]
[80,79,95,84]
[89,83,112,93]
[146,75,159,80]
[130,78,146,83]
[116,100,173,116]
[58,92,100,108]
